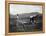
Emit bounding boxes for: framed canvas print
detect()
[5,1,45,36]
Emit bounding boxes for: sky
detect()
[10,4,42,15]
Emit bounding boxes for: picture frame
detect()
[5,1,45,35]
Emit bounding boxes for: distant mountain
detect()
[10,15,17,18]
[10,12,41,18]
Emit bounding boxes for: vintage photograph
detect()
[9,4,43,32]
